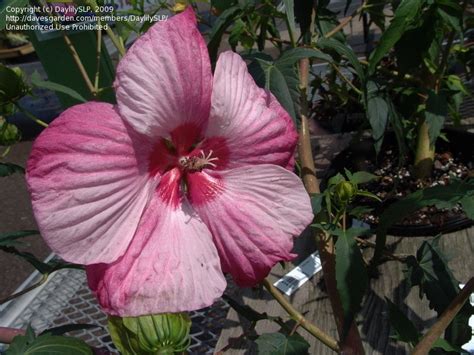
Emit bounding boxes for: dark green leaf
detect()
[335,228,368,332]
[0,121,21,146]
[386,299,420,345]
[30,72,87,103]
[207,6,243,63]
[6,334,92,355]
[0,65,27,102]
[368,0,425,73]
[350,171,379,185]
[365,81,388,153]
[283,0,296,43]
[40,324,102,336]
[374,179,474,265]
[0,230,38,247]
[0,162,24,176]
[425,91,447,145]
[432,338,469,353]
[317,38,365,82]
[460,196,474,220]
[437,6,462,33]
[277,48,333,67]
[311,194,323,215]
[405,236,473,348]
[211,0,237,12]
[255,332,310,355]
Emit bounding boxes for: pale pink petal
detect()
[115,8,212,148]
[188,165,313,287]
[86,194,226,316]
[26,102,155,265]
[205,51,298,170]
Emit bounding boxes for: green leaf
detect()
[40,324,102,337]
[405,236,473,348]
[6,334,92,355]
[317,38,365,82]
[437,6,462,33]
[207,5,243,63]
[368,0,425,73]
[432,338,469,353]
[0,162,24,176]
[0,65,28,102]
[0,0,28,30]
[283,0,296,43]
[425,91,447,145]
[460,196,474,220]
[0,230,38,247]
[335,227,368,332]
[276,48,333,67]
[211,0,237,12]
[386,299,421,345]
[30,72,87,103]
[0,120,21,146]
[365,81,388,153]
[350,171,379,185]
[255,332,310,355]
[311,194,323,215]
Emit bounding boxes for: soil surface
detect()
[332,131,473,231]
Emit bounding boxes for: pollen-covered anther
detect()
[179,150,219,171]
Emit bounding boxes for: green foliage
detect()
[0,163,24,177]
[364,81,389,153]
[0,119,21,146]
[374,178,474,265]
[207,5,244,63]
[0,230,38,247]
[40,324,102,336]
[334,227,369,332]
[6,326,92,355]
[30,72,87,103]
[247,48,332,122]
[368,0,425,73]
[255,332,310,355]
[404,236,473,348]
[0,65,28,103]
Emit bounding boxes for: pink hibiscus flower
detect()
[26,8,313,317]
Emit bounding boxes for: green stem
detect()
[94,23,103,92]
[414,119,434,179]
[106,27,126,57]
[13,103,48,128]
[262,279,340,352]
[0,273,49,305]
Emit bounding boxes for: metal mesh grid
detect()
[0,268,229,354]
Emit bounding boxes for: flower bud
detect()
[108,313,191,354]
[334,181,355,206]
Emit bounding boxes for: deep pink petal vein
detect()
[26,8,313,316]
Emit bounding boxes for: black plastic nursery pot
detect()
[324,127,474,236]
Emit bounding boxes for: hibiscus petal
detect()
[86,195,226,316]
[188,165,313,287]
[27,102,154,265]
[206,51,298,170]
[115,8,212,147]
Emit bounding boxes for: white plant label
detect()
[274,251,322,296]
